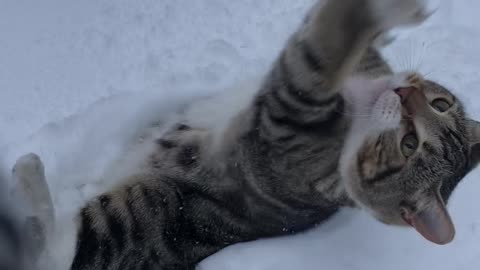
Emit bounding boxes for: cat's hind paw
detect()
[11,153,54,234]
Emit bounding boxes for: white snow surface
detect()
[1,0,480,269]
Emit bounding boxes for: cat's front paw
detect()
[370,0,433,29]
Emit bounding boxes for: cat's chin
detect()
[342,75,402,132]
[369,89,402,131]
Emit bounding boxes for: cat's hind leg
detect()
[11,153,55,261]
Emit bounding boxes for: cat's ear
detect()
[402,191,455,245]
[466,119,480,166]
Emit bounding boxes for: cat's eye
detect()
[401,134,419,157]
[431,98,451,112]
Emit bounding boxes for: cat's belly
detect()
[125,121,345,239]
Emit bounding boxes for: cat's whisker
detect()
[415,40,434,73]
[422,70,437,79]
[407,39,414,71]
[409,39,423,72]
[396,49,409,72]
[422,66,447,80]
[416,41,429,70]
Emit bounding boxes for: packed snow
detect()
[1,0,479,269]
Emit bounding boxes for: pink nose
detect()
[394,87,416,103]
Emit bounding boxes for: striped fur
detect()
[11,0,480,269]
[67,2,388,268]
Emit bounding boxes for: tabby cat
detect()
[7,0,480,269]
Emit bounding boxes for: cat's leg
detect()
[371,0,434,29]
[300,0,431,94]
[11,153,55,262]
[254,0,432,132]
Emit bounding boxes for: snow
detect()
[1,0,480,269]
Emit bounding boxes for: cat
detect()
[6,0,480,269]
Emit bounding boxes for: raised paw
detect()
[370,0,433,29]
[11,153,54,235]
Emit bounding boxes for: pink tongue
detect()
[402,204,455,245]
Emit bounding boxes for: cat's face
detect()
[340,74,480,245]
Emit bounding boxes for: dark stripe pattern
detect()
[438,127,469,202]
[253,44,346,139]
[70,176,250,270]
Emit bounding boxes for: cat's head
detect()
[340,73,480,245]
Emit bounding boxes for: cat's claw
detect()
[370,0,434,29]
[373,32,397,49]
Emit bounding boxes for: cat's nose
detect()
[401,87,429,116]
[394,87,416,103]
